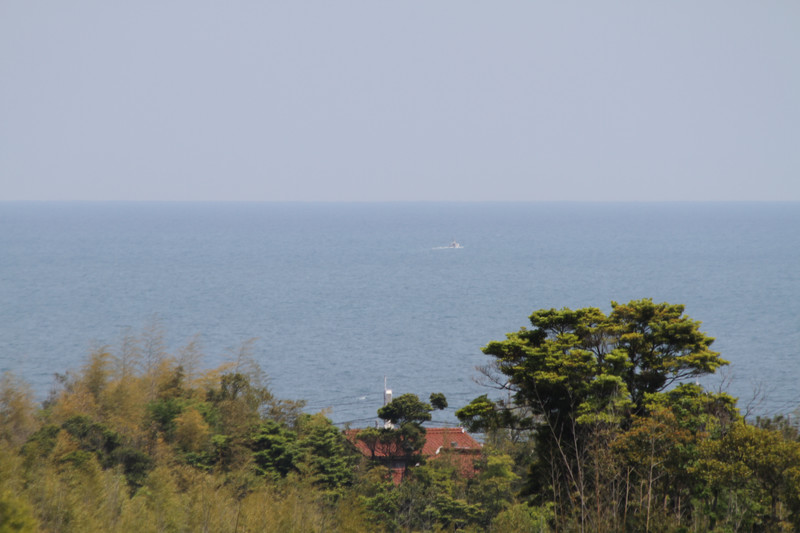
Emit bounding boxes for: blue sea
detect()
[1,202,799,425]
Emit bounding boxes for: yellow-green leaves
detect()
[483,299,727,423]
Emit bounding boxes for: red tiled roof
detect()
[389,468,405,486]
[421,427,482,456]
[344,429,398,458]
[345,427,482,484]
[345,427,481,459]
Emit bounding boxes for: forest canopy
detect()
[1,301,800,532]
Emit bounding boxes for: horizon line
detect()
[2,199,799,204]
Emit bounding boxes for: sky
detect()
[1,2,798,202]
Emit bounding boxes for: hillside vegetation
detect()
[2,302,800,532]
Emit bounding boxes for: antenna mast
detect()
[383,376,393,429]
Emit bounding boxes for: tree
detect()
[459,299,728,529]
[0,373,38,447]
[490,502,552,533]
[378,393,434,428]
[250,420,300,480]
[478,299,725,422]
[607,299,726,406]
[173,408,211,454]
[694,421,800,530]
[609,384,741,530]
[296,413,357,495]
[464,299,726,432]
[377,393,434,458]
[0,489,38,533]
[429,393,447,411]
[470,450,520,527]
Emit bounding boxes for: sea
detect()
[1,202,799,426]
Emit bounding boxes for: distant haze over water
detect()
[1,202,798,425]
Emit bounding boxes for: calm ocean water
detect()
[1,202,798,425]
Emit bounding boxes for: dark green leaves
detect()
[377,394,433,426]
[483,298,727,423]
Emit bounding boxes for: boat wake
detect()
[433,240,464,250]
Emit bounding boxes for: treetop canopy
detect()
[475,299,728,427]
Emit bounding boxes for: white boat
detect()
[448,240,463,249]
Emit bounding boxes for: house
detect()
[345,426,482,485]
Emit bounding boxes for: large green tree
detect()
[376,393,435,458]
[457,299,729,526]
[460,299,727,431]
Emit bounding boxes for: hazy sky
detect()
[1,2,798,202]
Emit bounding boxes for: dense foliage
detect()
[457,299,800,532]
[0,326,528,532]
[1,302,799,532]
